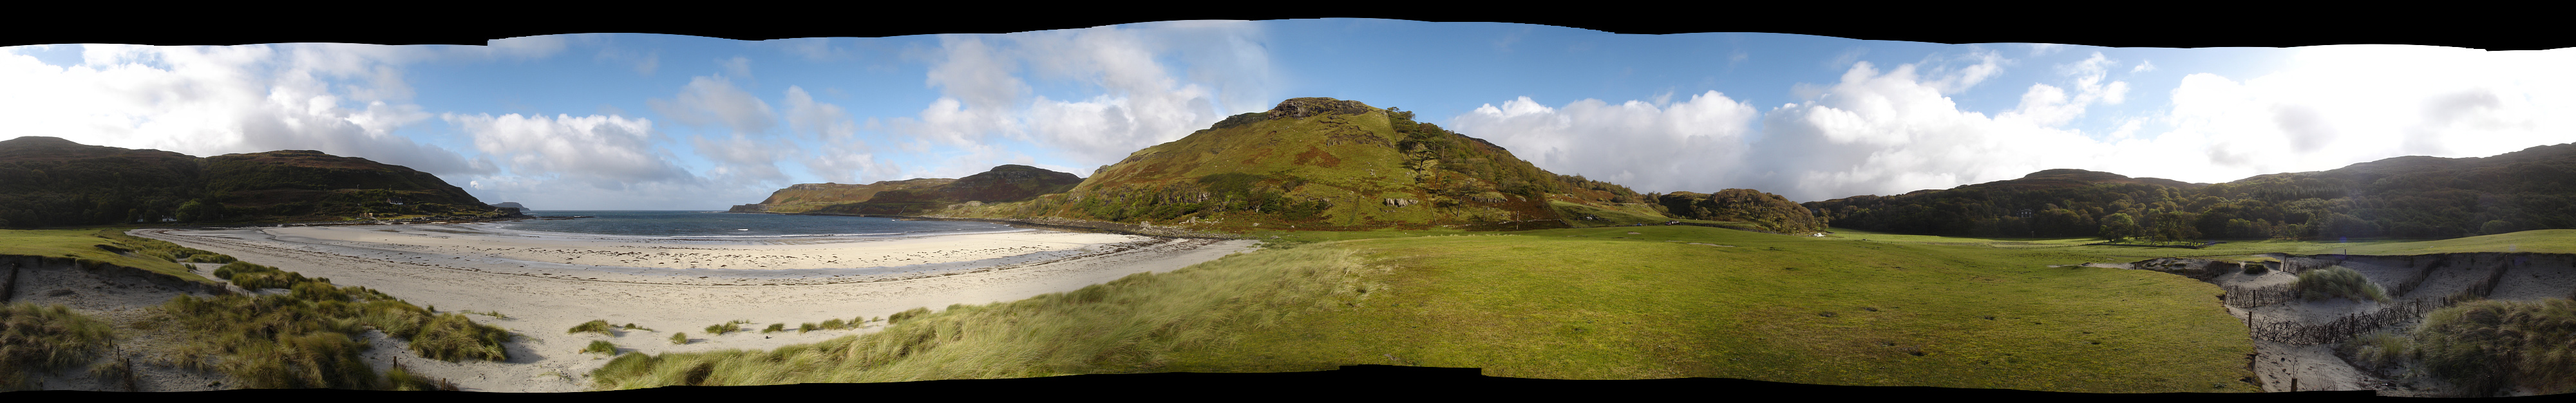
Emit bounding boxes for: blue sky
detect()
[6,20,2571,209]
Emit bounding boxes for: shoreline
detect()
[723,211,1249,239]
[130,223,1259,391]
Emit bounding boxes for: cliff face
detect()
[0,136,494,227]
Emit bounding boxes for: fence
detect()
[2384,255,2445,299]
[2225,283,2299,307]
[2250,296,2462,344]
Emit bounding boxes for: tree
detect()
[2481,220,2515,235]
[2098,213,2141,241]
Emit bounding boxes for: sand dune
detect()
[133,224,1256,392]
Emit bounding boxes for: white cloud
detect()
[445,113,692,187]
[647,75,776,135]
[2026,43,2065,57]
[1448,91,1760,194]
[1737,58,2130,202]
[782,86,897,183]
[0,44,488,176]
[2132,59,2156,73]
[717,56,752,78]
[884,22,1269,174]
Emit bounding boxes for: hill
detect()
[0,136,498,227]
[1803,143,2576,241]
[935,98,1659,230]
[802,165,1081,215]
[1655,189,1828,234]
[729,178,956,213]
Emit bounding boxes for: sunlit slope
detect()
[2289,229,2576,255]
[986,97,1627,230]
[1162,226,2259,392]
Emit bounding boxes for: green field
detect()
[0,228,219,285]
[1157,226,2258,391]
[598,225,2278,392]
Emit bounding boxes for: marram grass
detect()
[1,302,117,391]
[588,245,1377,388]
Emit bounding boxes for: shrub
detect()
[2293,266,2386,303]
[569,320,614,335]
[762,323,786,333]
[799,323,819,333]
[670,332,689,345]
[1,303,115,391]
[582,340,621,356]
[2414,298,2576,397]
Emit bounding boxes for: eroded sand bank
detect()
[133,223,1257,391]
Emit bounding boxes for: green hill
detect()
[804,165,1081,215]
[939,97,1658,231]
[0,136,497,227]
[1656,189,1829,234]
[1803,144,2576,241]
[730,178,957,213]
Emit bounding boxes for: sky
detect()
[6,20,2573,209]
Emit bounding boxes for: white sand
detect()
[133,224,1256,392]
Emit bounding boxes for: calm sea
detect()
[479,211,1024,239]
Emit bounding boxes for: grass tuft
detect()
[799,323,819,333]
[670,332,689,345]
[762,323,786,333]
[583,340,621,356]
[569,319,614,335]
[820,319,847,330]
[0,302,115,391]
[2412,298,2576,397]
[2293,265,2387,303]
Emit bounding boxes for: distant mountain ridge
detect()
[782,165,1083,216]
[0,136,496,227]
[1803,144,2576,240]
[729,178,957,213]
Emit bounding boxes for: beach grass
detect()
[0,302,117,391]
[587,245,1378,388]
[569,320,614,335]
[2292,266,2387,303]
[670,332,689,345]
[2411,298,2576,397]
[583,341,621,356]
[166,261,511,388]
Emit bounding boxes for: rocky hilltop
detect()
[0,136,497,227]
[936,97,1664,230]
[729,178,956,213]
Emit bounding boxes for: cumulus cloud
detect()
[444,113,691,189]
[1448,92,1761,193]
[1998,52,2132,127]
[647,75,776,135]
[1738,59,2127,202]
[0,44,491,176]
[884,22,1269,174]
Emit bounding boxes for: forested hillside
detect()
[1803,144,2576,241]
[0,136,497,227]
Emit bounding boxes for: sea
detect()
[475,211,1028,240]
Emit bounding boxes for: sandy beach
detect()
[132,223,1257,391]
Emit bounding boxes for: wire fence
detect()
[2250,296,2462,344]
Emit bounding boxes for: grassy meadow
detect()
[0,228,228,285]
[594,225,2268,392]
